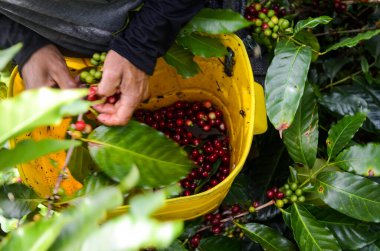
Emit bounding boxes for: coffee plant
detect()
[1,2,380,251]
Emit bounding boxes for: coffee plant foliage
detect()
[1,3,380,251]
[164,2,380,251]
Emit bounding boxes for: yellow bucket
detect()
[9,34,267,220]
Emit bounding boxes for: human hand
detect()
[95,50,149,126]
[21,44,76,89]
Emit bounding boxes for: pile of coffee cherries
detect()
[133,100,231,196]
[244,2,290,39]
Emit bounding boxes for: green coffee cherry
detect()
[100,52,107,62]
[71,130,82,139]
[271,16,279,24]
[272,33,278,39]
[284,184,290,190]
[80,71,89,81]
[285,189,293,196]
[280,19,290,30]
[298,196,306,202]
[254,27,262,33]
[85,75,94,84]
[249,206,256,213]
[255,19,263,27]
[89,68,97,76]
[264,29,272,36]
[90,58,99,66]
[295,188,303,196]
[276,200,284,208]
[283,198,289,204]
[94,71,102,80]
[92,53,100,61]
[290,182,298,191]
[290,195,298,202]
[267,9,275,18]
[273,25,279,33]
[254,3,261,11]
[268,21,275,28]
[258,12,267,20]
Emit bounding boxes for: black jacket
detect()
[0,0,204,75]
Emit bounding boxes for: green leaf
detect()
[0,82,7,100]
[265,41,312,133]
[283,83,319,168]
[67,146,98,182]
[360,240,380,251]
[322,57,352,81]
[0,183,43,219]
[0,139,80,170]
[199,236,243,251]
[81,215,183,251]
[294,16,333,35]
[311,207,380,250]
[0,88,89,145]
[159,240,188,251]
[224,174,252,205]
[365,35,380,62]
[164,43,200,78]
[324,30,380,53]
[87,122,194,188]
[282,208,292,227]
[0,217,68,251]
[335,143,380,177]
[0,43,22,70]
[75,172,116,196]
[130,191,165,218]
[118,165,140,192]
[182,8,252,34]
[294,30,320,62]
[319,84,380,133]
[316,171,380,222]
[235,222,296,251]
[319,89,367,116]
[361,56,370,74]
[326,112,366,160]
[50,187,123,251]
[290,203,341,251]
[176,34,227,58]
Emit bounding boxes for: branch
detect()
[315,26,378,37]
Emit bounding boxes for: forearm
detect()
[110,0,205,75]
[0,13,49,68]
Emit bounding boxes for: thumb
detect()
[97,70,121,97]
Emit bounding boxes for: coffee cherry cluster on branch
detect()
[189,204,244,248]
[68,120,93,139]
[333,0,347,13]
[266,182,306,208]
[133,100,231,196]
[244,3,290,40]
[312,0,347,13]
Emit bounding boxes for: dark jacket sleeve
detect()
[110,0,205,75]
[0,13,49,69]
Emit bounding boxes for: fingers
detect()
[51,67,77,89]
[94,50,149,126]
[96,89,139,126]
[97,53,121,97]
